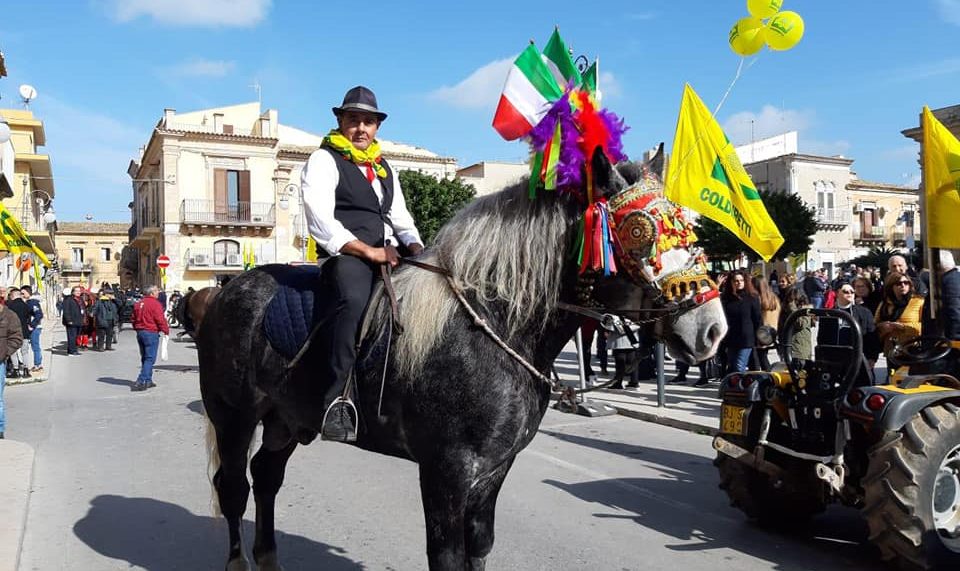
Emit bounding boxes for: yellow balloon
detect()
[765,11,805,51]
[747,0,783,20]
[729,17,766,56]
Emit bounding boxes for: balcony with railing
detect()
[60,258,94,273]
[890,226,921,246]
[854,226,887,244]
[815,207,850,229]
[180,200,276,227]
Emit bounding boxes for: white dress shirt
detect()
[301,148,422,255]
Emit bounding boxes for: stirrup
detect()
[320,397,358,442]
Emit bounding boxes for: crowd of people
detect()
[580,252,960,387]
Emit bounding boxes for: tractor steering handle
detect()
[780,308,863,389]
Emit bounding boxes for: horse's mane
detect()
[385,180,576,378]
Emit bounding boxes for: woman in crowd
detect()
[875,271,925,353]
[817,282,881,381]
[852,275,881,315]
[779,280,813,360]
[752,275,780,371]
[721,270,761,373]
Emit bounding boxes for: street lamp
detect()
[31,188,56,225]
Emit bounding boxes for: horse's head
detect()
[582,145,727,363]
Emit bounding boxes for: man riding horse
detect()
[301,85,425,442]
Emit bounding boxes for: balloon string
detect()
[713,54,762,117]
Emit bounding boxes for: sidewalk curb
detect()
[607,405,718,436]
[0,440,35,571]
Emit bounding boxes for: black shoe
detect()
[693,378,709,387]
[0,432,4,439]
[321,400,357,442]
[8,369,19,379]
[131,383,147,392]
[668,375,688,385]
[626,382,640,388]
[609,380,624,390]
[146,381,156,389]
[20,369,30,378]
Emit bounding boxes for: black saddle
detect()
[260,265,326,360]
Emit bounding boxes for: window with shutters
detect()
[214,168,251,222]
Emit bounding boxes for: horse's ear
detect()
[591,146,627,198]
[645,142,665,180]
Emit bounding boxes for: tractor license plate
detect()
[721,404,747,435]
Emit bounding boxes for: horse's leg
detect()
[250,418,297,571]
[212,417,257,571]
[464,460,514,571]
[419,458,471,570]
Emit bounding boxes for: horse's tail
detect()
[205,415,222,517]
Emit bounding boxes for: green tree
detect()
[694,190,817,263]
[399,170,476,245]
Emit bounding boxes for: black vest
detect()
[319,146,395,256]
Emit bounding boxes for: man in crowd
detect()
[131,285,169,391]
[302,85,424,441]
[62,286,84,356]
[939,250,960,340]
[888,254,928,297]
[93,289,119,351]
[0,300,24,438]
[21,285,44,373]
[5,288,30,378]
[803,269,827,309]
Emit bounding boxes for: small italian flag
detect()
[492,43,562,141]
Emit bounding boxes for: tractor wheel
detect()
[715,436,827,526]
[862,403,960,570]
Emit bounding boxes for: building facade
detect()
[456,161,529,197]
[0,107,58,289]
[54,222,128,290]
[125,102,457,290]
[738,134,919,276]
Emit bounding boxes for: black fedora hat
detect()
[332,85,387,121]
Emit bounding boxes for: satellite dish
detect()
[18,84,37,107]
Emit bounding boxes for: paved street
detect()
[4,325,879,571]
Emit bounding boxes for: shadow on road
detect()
[186,399,205,415]
[95,376,135,388]
[540,430,876,570]
[74,495,363,570]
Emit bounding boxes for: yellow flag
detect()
[922,106,960,248]
[0,202,51,267]
[665,84,784,261]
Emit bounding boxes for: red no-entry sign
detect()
[156,255,171,269]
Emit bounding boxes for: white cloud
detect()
[428,57,515,110]
[162,58,236,78]
[881,144,921,161]
[938,0,960,26]
[597,71,622,100]
[104,0,271,27]
[805,139,851,157]
[722,105,814,145]
[627,12,656,21]
[429,57,623,109]
[38,95,145,187]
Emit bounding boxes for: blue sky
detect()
[1,0,959,221]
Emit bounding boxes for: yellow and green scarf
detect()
[322,130,387,180]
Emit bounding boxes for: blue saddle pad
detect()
[261,265,325,360]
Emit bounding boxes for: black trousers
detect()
[318,256,378,404]
[96,326,114,350]
[66,325,80,354]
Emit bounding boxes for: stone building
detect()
[456,161,529,197]
[124,102,457,290]
[54,222,128,290]
[737,133,919,276]
[0,107,58,288]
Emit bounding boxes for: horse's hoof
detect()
[226,557,251,571]
[255,552,284,571]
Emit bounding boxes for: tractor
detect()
[714,308,960,570]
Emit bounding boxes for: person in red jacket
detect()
[131,285,170,392]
